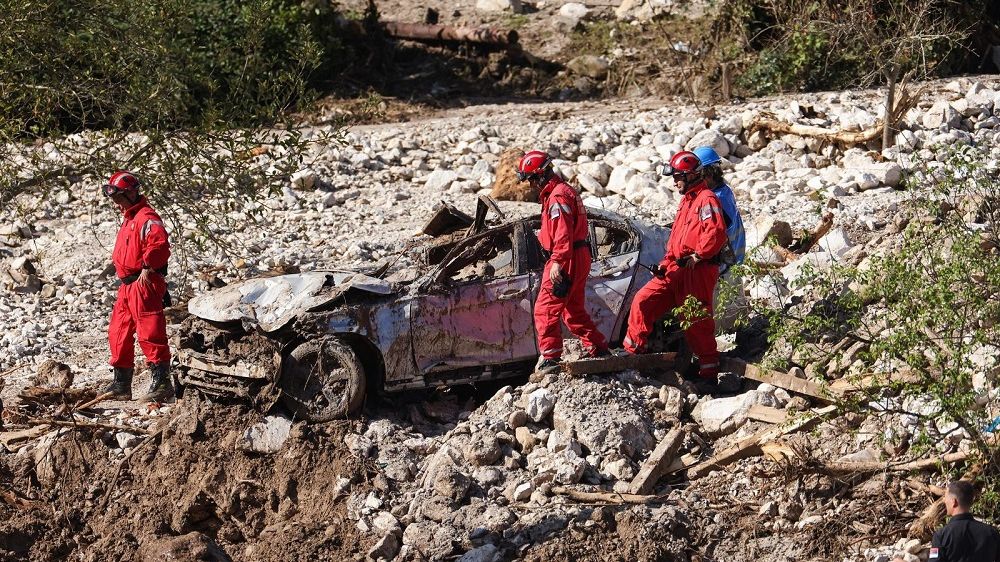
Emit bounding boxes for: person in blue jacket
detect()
[692,146,745,273]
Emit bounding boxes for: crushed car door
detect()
[411,226,536,372]
[586,219,641,344]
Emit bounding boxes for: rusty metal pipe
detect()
[382,21,518,46]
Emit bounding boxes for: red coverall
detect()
[624,180,727,377]
[109,196,171,369]
[534,177,608,359]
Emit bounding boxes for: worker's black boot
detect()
[104,367,134,400]
[535,357,562,375]
[140,362,175,403]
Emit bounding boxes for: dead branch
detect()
[550,486,671,505]
[27,418,151,434]
[747,83,923,148]
[795,213,835,254]
[807,451,969,475]
[71,392,116,413]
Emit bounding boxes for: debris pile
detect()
[1,75,999,560]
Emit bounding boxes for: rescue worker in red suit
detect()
[516,150,609,374]
[101,171,175,402]
[624,151,728,381]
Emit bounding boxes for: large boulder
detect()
[490,148,537,201]
[921,100,962,130]
[692,389,779,436]
[685,129,730,158]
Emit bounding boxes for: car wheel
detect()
[279,337,367,422]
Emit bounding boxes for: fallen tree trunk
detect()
[748,81,923,148]
[382,22,518,46]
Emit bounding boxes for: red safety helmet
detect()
[102,170,141,198]
[516,150,553,182]
[661,151,703,186]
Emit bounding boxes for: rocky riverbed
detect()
[2,75,999,561]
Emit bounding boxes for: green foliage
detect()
[0,0,342,135]
[0,0,353,264]
[718,0,976,95]
[745,147,1000,519]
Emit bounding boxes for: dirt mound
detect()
[0,398,373,561]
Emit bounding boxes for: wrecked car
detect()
[176,197,676,421]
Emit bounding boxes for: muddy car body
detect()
[177,199,673,421]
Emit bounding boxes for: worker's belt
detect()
[119,266,168,285]
[541,239,591,261]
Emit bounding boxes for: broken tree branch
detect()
[551,486,671,505]
[28,418,151,434]
[909,464,982,540]
[747,81,923,148]
[807,451,970,475]
[71,392,116,413]
[684,405,839,479]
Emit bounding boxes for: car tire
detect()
[279,337,367,422]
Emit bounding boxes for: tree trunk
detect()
[883,66,898,150]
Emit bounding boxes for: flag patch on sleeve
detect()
[929,547,939,559]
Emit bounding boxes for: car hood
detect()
[187,271,393,332]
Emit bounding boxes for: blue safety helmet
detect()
[692,146,722,167]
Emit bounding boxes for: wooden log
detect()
[551,486,669,505]
[382,22,519,46]
[905,479,946,497]
[748,113,884,145]
[722,357,833,402]
[562,352,676,376]
[628,428,684,495]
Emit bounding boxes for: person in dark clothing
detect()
[929,480,1000,562]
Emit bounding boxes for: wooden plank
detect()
[177,350,271,380]
[562,352,676,376]
[747,404,788,425]
[663,453,700,474]
[684,405,838,479]
[628,428,684,495]
[722,357,832,402]
[827,370,920,393]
